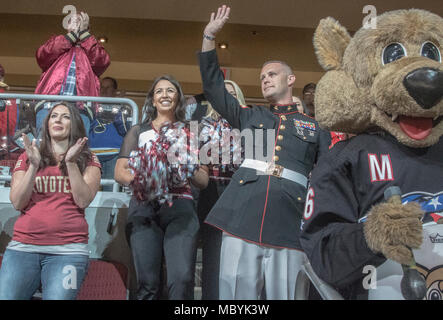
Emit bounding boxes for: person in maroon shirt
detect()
[34,11,110,136]
[0,102,101,300]
[0,64,20,162]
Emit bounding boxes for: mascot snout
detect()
[403,67,443,109]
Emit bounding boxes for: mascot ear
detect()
[314,17,351,71]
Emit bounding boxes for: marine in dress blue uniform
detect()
[198,47,330,299]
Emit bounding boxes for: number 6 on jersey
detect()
[304,187,315,220]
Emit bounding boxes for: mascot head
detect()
[314,9,443,148]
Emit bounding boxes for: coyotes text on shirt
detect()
[34,175,71,194]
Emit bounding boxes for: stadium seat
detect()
[76,259,129,300]
[0,256,128,300]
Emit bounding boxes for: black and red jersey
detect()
[300,132,443,298]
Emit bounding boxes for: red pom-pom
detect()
[128,122,199,206]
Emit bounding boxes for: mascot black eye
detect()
[428,288,442,300]
[382,43,407,65]
[421,42,441,62]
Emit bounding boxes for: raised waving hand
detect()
[202,5,230,52]
[79,12,90,33]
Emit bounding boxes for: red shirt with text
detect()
[11,152,101,245]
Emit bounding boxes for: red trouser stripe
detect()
[258,116,282,244]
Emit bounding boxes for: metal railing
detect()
[0,175,11,182]
[7,85,267,105]
[0,93,140,190]
[0,93,139,126]
[294,253,344,300]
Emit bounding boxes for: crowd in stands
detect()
[0,5,355,300]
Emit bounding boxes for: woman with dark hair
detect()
[0,102,101,300]
[141,75,188,124]
[114,75,209,300]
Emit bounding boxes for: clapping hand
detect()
[65,137,88,163]
[79,12,90,33]
[22,133,41,167]
[204,5,230,39]
[67,13,81,35]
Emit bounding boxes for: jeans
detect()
[36,106,91,139]
[125,198,199,300]
[0,249,89,300]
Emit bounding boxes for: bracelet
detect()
[203,34,215,41]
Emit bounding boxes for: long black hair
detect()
[38,102,92,175]
[142,75,187,124]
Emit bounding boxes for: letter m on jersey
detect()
[368,154,394,182]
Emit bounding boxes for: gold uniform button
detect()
[303,136,307,140]
[259,123,264,128]
[273,155,279,161]
[239,180,244,184]
[280,124,286,130]
[297,197,302,201]
[277,135,283,141]
[275,145,281,151]
[281,115,287,121]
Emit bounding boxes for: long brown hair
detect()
[38,102,92,175]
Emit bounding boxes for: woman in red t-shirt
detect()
[0,102,101,300]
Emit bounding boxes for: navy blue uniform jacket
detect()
[199,49,330,249]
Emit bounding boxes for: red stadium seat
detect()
[76,259,129,300]
[0,256,128,300]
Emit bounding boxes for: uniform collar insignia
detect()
[271,104,298,114]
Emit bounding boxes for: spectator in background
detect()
[0,64,5,84]
[300,83,352,148]
[292,96,306,113]
[100,76,118,98]
[302,83,316,117]
[185,80,246,122]
[0,64,21,162]
[89,76,130,191]
[223,80,246,106]
[197,79,247,300]
[184,94,208,122]
[34,11,110,137]
[0,102,101,300]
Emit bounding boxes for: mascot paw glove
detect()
[364,202,424,265]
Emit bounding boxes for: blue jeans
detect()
[0,249,89,300]
[36,106,91,139]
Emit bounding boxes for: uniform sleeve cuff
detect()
[78,30,91,41]
[65,31,78,44]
